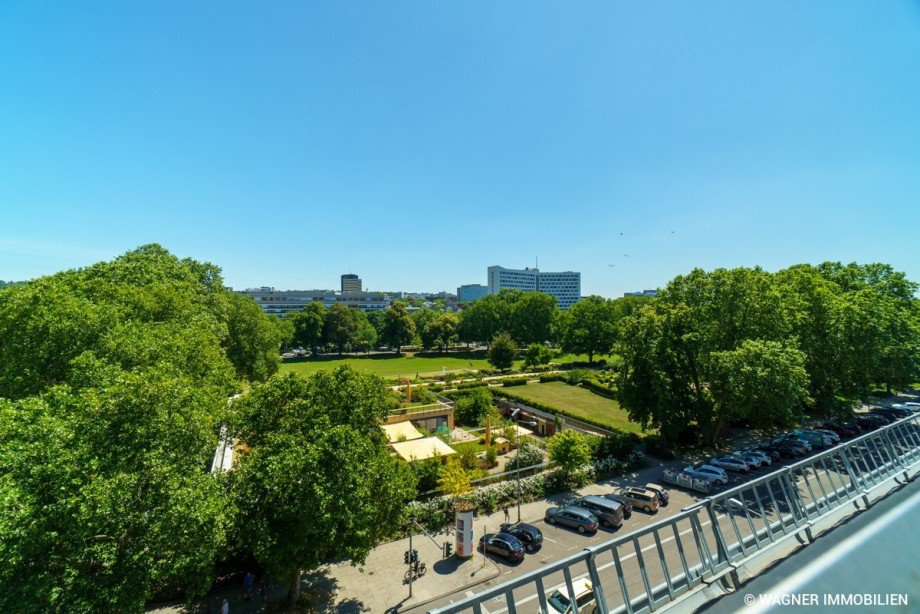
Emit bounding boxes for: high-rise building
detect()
[487,266,581,309]
[341,273,362,292]
[457,284,489,303]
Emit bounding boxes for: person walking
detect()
[503,505,510,524]
[220,598,229,614]
[243,571,255,600]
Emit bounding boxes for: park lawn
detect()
[505,381,648,435]
[279,352,517,379]
[277,351,614,380]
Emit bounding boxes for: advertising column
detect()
[453,499,476,558]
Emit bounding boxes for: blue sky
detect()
[2,2,919,296]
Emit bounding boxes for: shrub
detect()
[484,446,498,467]
[523,343,554,369]
[454,387,495,426]
[487,332,517,371]
[508,441,544,470]
[539,373,565,383]
[502,377,529,387]
[547,430,592,474]
[590,432,642,461]
[456,380,489,390]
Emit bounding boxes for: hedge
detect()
[502,377,530,387]
[579,379,618,399]
[405,450,647,532]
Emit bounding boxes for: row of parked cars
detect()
[478,485,672,563]
[658,403,919,495]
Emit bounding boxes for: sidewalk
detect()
[327,458,671,612]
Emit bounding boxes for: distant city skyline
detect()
[2,2,919,296]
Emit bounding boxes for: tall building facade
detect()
[487,266,581,309]
[457,284,489,303]
[237,287,391,316]
[341,274,362,292]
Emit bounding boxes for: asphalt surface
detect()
[413,420,920,614]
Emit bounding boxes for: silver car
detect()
[685,464,729,485]
[710,456,750,473]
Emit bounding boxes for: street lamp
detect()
[510,408,538,523]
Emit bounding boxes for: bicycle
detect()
[404,559,427,581]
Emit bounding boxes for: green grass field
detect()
[278,351,597,380]
[279,352,504,379]
[504,381,647,435]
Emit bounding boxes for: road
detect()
[412,420,920,613]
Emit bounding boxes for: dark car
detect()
[479,532,525,562]
[855,414,884,430]
[545,506,599,534]
[879,406,911,419]
[575,496,625,529]
[868,411,897,424]
[822,422,861,438]
[602,493,633,518]
[645,483,670,506]
[499,522,543,552]
[762,441,801,458]
[752,447,782,461]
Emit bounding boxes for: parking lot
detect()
[416,412,920,614]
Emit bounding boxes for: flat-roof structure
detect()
[390,436,456,462]
[380,421,424,443]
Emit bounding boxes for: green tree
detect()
[547,430,591,475]
[381,303,416,353]
[412,308,440,349]
[458,291,519,345]
[322,303,362,354]
[437,457,472,498]
[425,312,459,353]
[231,369,416,605]
[454,387,495,426]
[708,340,811,443]
[224,291,287,382]
[289,302,327,354]
[523,343,554,369]
[487,332,517,371]
[560,295,618,364]
[511,292,557,345]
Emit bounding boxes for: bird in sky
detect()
[607,264,615,267]
[623,254,629,258]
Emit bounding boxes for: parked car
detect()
[868,411,898,424]
[645,483,670,506]
[576,496,625,529]
[821,422,861,438]
[548,578,599,614]
[745,449,774,466]
[710,456,751,473]
[778,435,813,452]
[685,464,729,485]
[752,447,782,461]
[762,441,802,458]
[810,428,840,444]
[499,522,543,553]
[902,402,920,412]
[602,493,633,518]
[879,406,911,419]
[479,532,525,562]
[855,414,885,430]
[891,403,916,414]
[545,506,599,534]
[661,468,715,494]
[729,451,766,468]
[787,430,832,448]
[618,487,661,513]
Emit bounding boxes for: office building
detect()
[341,274,362,292]
[487,266,581,309]
[624,289,658,298]
[457,284,489,303]
[237,287,392,316]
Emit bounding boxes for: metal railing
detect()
[428,413,920,614]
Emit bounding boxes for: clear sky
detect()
[2,2,919,296]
